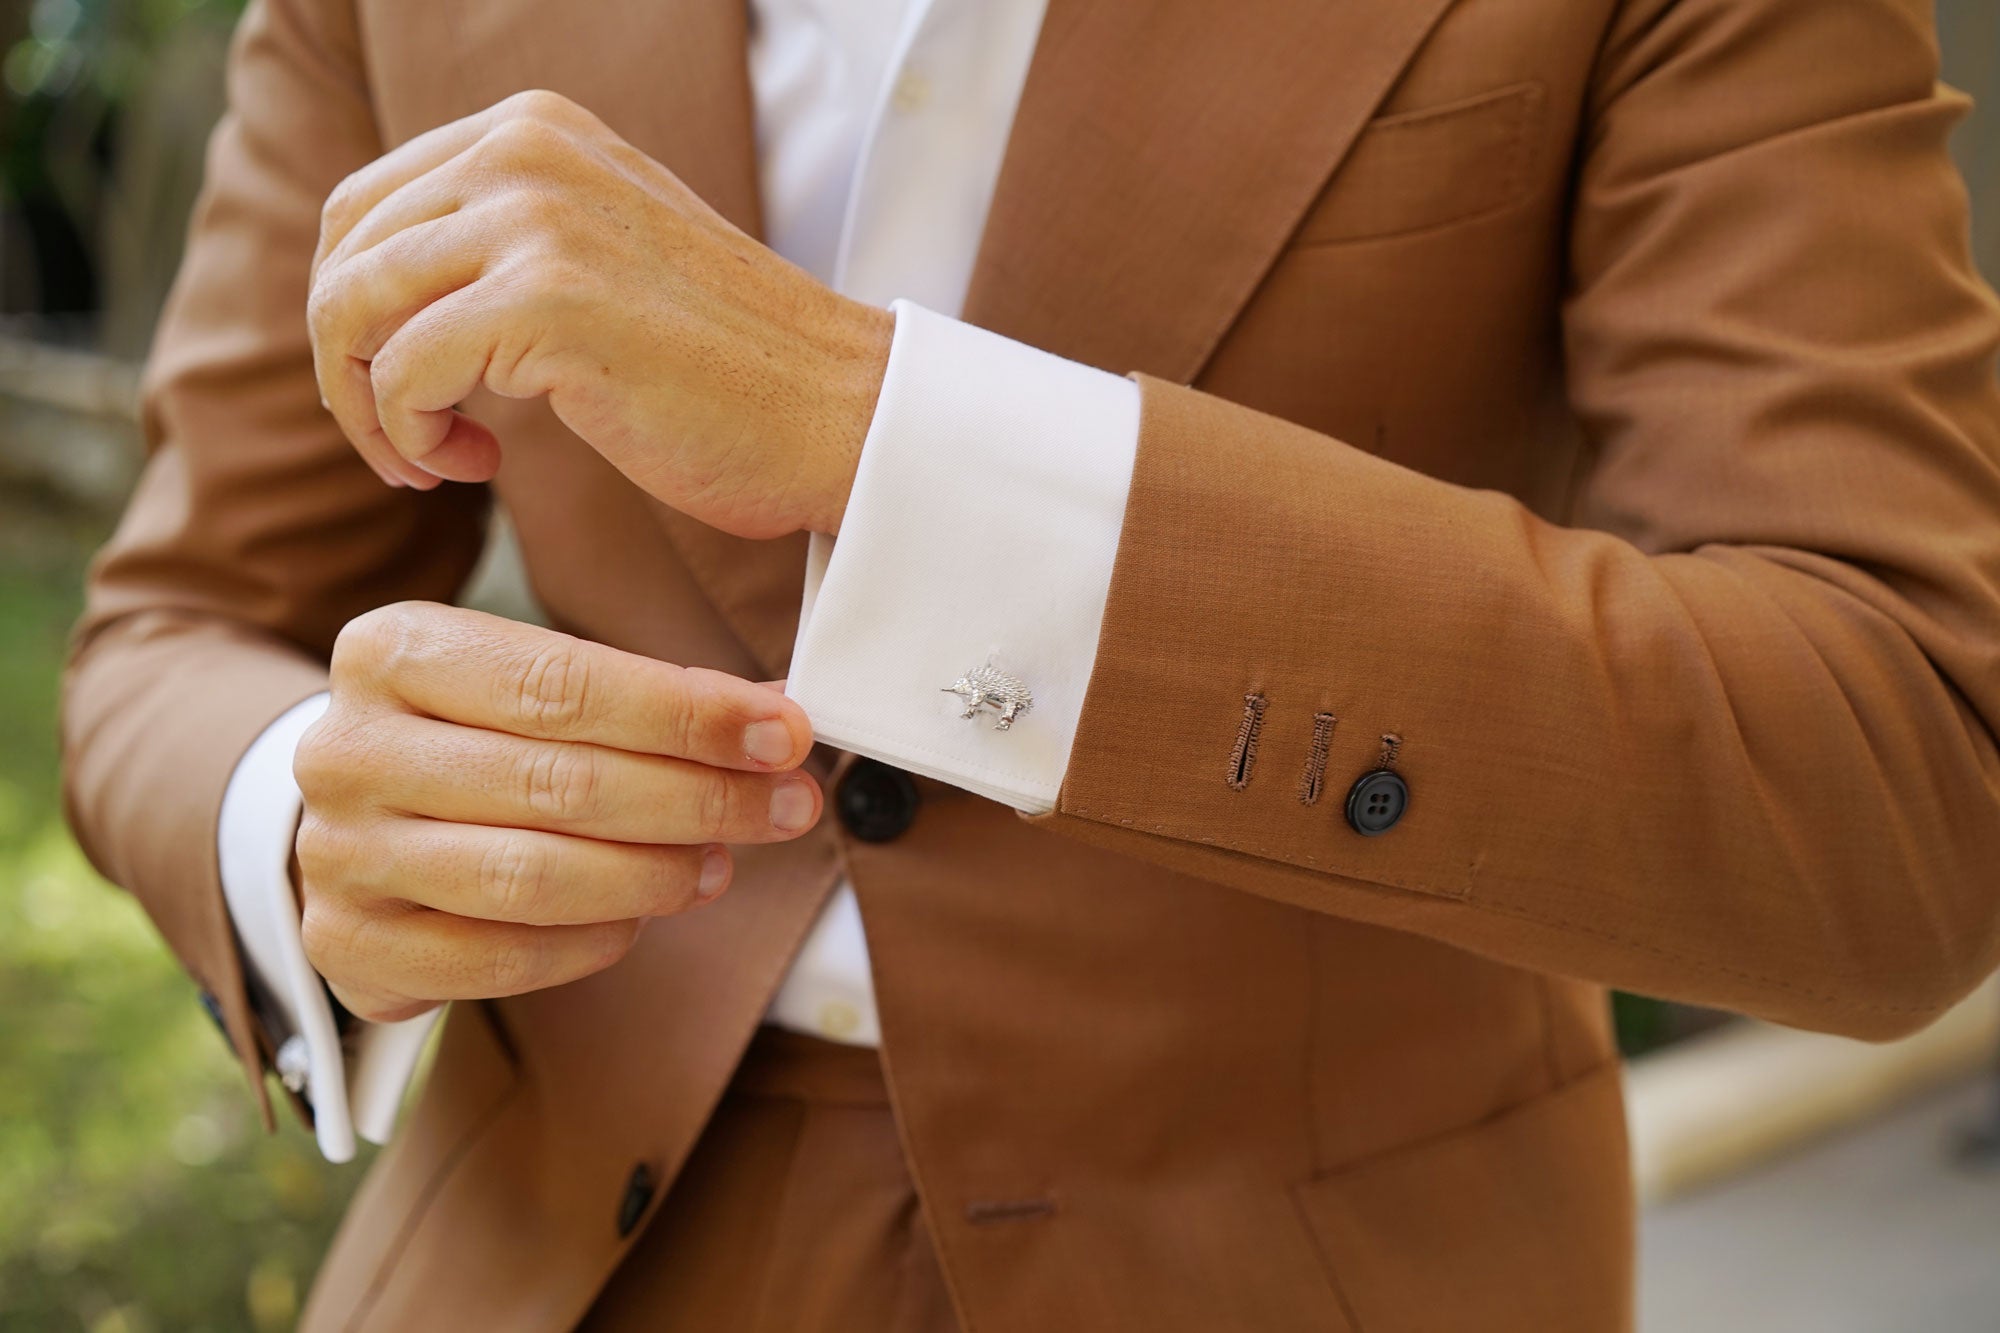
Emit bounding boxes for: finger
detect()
[324,983,437,1027]
[367,280,511,482]
[302,895,645,1007]
[319,331,440,491]
[315,90,598,268]
[351,820,730,924]
[324,347,441,491]
[315,100,517,272]
[337,604,815,769]
[313,158,465,286]
[356,714,823,844]
[310,216,495,486]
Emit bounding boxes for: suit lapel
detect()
[962,0,1463,382]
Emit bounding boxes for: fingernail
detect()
[770,778,816,832]
[743,719,795,767]
[698,848,730,898]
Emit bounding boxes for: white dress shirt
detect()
[219,0,1139,1161]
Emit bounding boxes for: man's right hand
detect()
[292,602,822,1023]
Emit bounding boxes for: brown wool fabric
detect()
[580,1029,959,1333]
[60,0,2000,1328]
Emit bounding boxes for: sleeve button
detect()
[836,759,921,843]
[1344,770,1408,836]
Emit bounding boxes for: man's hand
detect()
[306,90,894,538]
[292,603,822,1023]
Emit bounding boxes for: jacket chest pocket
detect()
[1293,81,1549,247]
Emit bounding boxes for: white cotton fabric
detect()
[787,301,1137,812]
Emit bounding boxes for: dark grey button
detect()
[1344,769,1408,836]
[616,1162,656,1238]
[836,759,920,843]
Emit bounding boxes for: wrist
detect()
[805,299,894,535]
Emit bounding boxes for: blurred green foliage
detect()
[3,0,245,107]
[2,0,245,321]
[0,499,362,1333]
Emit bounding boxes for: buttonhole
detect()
[965,1196,1059,1225]
[1299,712,1337,805]
[1226,692,1268,792]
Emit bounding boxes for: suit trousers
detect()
[580,1027,959,1332]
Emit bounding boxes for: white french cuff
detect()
[217,691,438,1163]
[787,300,1140,813]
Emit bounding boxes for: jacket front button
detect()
[1344,769,1409,836]
[836,759,921,843]
[616,1163,655,1239]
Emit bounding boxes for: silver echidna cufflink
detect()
[942,664,1034,731]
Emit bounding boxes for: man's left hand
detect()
[307,89,893,538]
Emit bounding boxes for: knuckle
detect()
[477,835,548,921]
[321,174,362,231]
[305,273,340,338]
[294,713,368,804]
[329,615,376,682]
[521,743,601,823]
[292,717,339,792]
[485,112,562,165]
[334,602,429,683]
[292,811,342,880]
[483,938,548,995]
[515,642,591,732]
[507,88,578,124]
[691,771,736,837]
[368,340,411,401]
[655,672,699,757]
[648,849,701,913]
[593,921,642,970]
[299,898,361,976]
[298,904,334,970]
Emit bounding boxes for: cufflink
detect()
[943,664,1034,730]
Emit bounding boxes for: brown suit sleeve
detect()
[60,0,488,1112]
[1038,0,2000,1040]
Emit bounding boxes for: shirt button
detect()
[891,70,932,115]
[836,759,921,842]
[1344,769,1409,836]
[817,1001,861,1040]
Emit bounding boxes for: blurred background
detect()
[0,2,1995,1330]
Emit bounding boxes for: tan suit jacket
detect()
[62,0,2000,1328]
